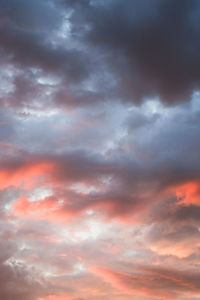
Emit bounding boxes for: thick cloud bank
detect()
[0,1,200,299]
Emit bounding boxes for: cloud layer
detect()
[0,1,200,299]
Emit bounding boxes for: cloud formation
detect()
[0,1,200,300]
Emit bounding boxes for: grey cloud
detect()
[0,0,60,31]
[73,0,200,104]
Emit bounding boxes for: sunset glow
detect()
[0,1,200,300]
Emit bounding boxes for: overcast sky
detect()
[0,1,200,299]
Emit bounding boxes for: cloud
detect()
[38,293,75,300]
[0,1,200,300]
[91,264,200,299]
[73,0,200,104]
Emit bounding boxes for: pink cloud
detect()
[38,293,74,300]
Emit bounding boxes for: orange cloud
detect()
[12,194,80,224]
[0,160,53,190]
[175,181,200,205]
[38,293,74,300]
[90,265,200,300]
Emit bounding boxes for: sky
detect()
[1,0,200,299]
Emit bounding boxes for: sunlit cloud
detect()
[0,1,200,300]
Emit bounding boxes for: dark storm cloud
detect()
[70,0,200,104]
[0,25,90,82]
[0,0,92,90]
[3,0,200,108]
[1,0,200,107]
